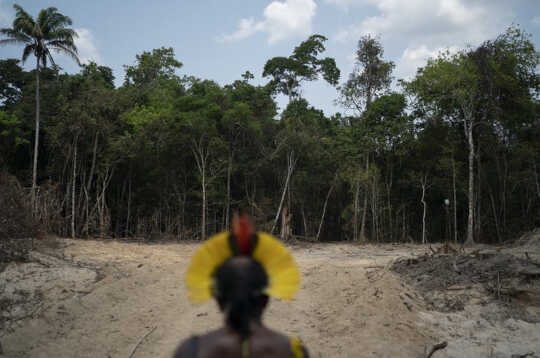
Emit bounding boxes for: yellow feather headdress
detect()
[185,215,300,303]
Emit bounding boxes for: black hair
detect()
[214,256,269,339]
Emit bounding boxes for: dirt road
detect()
[1,239,539,357]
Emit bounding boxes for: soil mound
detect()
[515,228,540,249]
[392,247,540,317]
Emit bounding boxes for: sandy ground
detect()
[1,238,539,358]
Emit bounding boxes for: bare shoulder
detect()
[172,335,198,358]
[172,329,232,358]
[172,328,310,358]
[260,326,291,342]
[257,327,310,358]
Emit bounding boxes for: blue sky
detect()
[1,0,539,116]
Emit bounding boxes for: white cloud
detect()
[337,0,504,44]
[220,18,263,42]
[324,0,361,10]
[533,16,540,26]
[73,28,101,65]
[334,0,512,80]
[396,45,458,81]
[219,0,317,44]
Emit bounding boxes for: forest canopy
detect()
[1,10,539,244]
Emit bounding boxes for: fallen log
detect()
[426,341,448,358]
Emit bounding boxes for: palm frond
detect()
[41,52,48,68]
[0,38,27,46]
[47,28,77,42]
[48,39,78,53]
[45,48,56,68]
[37,7,58,29]
[45,12,73,33]
[0,28,32,43]
[13,5,34,25]
[50,43,80,65]
[5,5,79,69]
[12,5,36,35]
[21,44,36,64]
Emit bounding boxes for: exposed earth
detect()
[1,234,540,357]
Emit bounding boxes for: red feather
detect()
[233,213,254,254]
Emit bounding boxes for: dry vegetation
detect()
[0,174,40,264]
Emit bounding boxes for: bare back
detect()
[173,325,308,358]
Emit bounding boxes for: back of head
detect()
[214,256,269,338]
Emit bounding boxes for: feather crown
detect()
[185,214,300,303]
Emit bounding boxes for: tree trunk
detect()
[280,207,291,240]
[286,82,293,102]
[421,175,428,244]
[402,206,407,242]
[125,175,131,236]
[502,153,508,235]
[271,151,296,235]
[465,117,475,245]
[82,133,99,237]
[181,191,186,238]
[386,165,393,241]
[533,160,540,201]
[301,205,308,237]
[316,183,334,242]
[225,152,232,229]
[371,176,377,242]
[83,185,89,237]
[359,155,369,241]
[353,179,359,241]
[475,147,482,241]
[192,139,209,240]
[86,134,99,192]
[201,161,206,240]
[489,187,502,244]
[71,138,78,239]
[31,59,40,214]
[96,167,113,238]
[452,151,458,244]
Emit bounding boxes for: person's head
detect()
[213,256,269,338]
[185,214,300,339]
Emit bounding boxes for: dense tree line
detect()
[1,8,538,243]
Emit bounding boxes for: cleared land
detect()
[1,236,539,357]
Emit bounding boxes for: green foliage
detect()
[0,26,537,244]
[338,35,395,113]
[0,59,26,108]
[124,47,183,87]
[0,111,26,145]
[0,111,29,168]
[362,93,412,153]
[263,34,340,99]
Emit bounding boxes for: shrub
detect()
[0,173,40,262]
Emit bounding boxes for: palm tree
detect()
[0,4,79,211]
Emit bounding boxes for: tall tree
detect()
[338,35,395,114]
[338,35,394,241]
[403,26,539,244]
[49,63,119,237]
[124,47,183,88]
[263,34,340,101]
[404,52,481,244]
[0,4,79,210]
[468,26,540,240]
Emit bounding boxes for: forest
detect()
[1,5,540,357]
[1,5,539,246]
